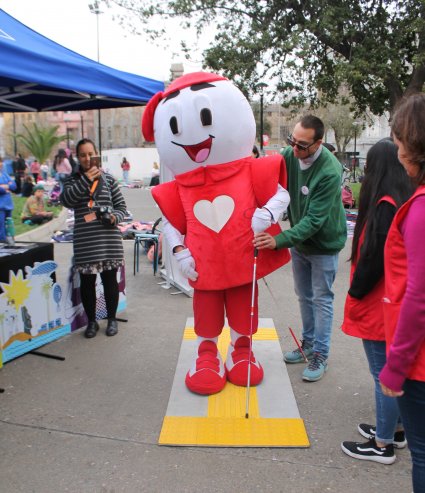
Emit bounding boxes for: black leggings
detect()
[80,269,119,322]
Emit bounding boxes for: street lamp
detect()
[256,82,268,154]
[352,121,362,182]
[89,1,103,154]
[80,111,85,139]
[12,113,17,156]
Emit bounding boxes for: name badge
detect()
[84,212,97,222]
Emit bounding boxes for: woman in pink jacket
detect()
[54,149,72,191]
[380,93,425,492]
[340,139,412,464]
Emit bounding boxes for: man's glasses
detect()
[287,135,317,151]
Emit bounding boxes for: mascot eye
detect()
[200,108,212,126]
[170,116,179,135]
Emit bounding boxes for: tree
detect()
[15,124,66,163]
[316,97,373,155]
[110,0,425,116]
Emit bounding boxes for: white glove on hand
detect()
[174,248,198,281]
[251,207,272,234]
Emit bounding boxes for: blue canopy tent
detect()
[0,9,164,112]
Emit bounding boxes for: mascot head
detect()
[142,72,256,176]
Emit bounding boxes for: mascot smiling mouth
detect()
[172,135,215,163]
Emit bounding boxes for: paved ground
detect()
[0,188,413,493]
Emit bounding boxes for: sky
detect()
[0,0,207,82]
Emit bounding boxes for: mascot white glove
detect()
[174,248,198,281]
[251,184,290,233]
[251,207,273,234]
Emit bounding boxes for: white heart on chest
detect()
[193,195,235,233]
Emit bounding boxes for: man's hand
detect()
[253,232,277,250]
[174,248,198,281]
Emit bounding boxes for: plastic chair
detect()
[133,232,160,275]
[130,218,162,276]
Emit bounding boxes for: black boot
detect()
[105,319,118,336]
[84,321,99,338]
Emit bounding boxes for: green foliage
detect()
[316,97,370,154]
[15,123,66,163]
[112,0,425,115]
[350,183,362,209]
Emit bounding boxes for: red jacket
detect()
[152,155,290,290]
[383,186,425,383]
[342,196,396,340]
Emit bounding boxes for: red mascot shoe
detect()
[225,336,264,386]
[185,340,226,395]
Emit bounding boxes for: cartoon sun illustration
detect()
[0,270,32,309]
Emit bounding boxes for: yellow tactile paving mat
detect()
[158,318,309,447]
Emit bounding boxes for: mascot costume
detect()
[142,72,290,395]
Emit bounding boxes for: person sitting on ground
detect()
[21,184,53,225]
[21,175,35,198]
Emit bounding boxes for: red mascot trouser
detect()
[193,282,258,338]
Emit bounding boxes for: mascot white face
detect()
[151,76,256,176]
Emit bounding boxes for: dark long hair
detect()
[351,138,413,261]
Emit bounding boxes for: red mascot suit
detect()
[142,72,290,395]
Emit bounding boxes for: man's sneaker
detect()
[341,438,396,464]
[358,423,407,449]
[283,340,314,363]
[302,352,328,381]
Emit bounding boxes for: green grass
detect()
[350,182,361,209]
[11,194,62,236]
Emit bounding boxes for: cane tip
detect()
[245,413,249,419]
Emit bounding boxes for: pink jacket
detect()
[56,158,72,175]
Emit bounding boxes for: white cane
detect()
[245,248,258,419]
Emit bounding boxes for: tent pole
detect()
[98,109,102,155]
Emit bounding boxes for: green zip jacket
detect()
[275,146,347,255]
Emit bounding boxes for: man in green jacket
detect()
[254,115,346,382]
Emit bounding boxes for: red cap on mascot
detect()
[141,72,227,142]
